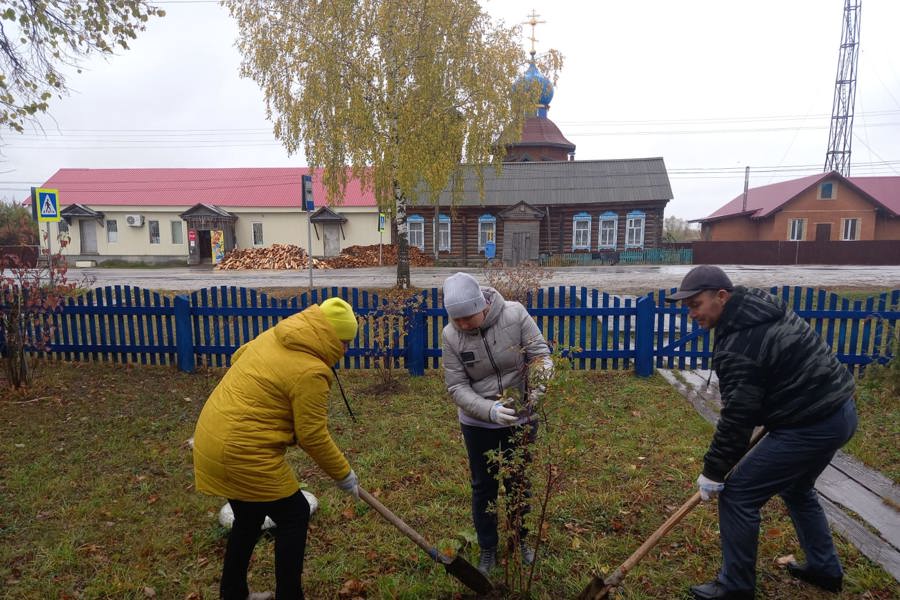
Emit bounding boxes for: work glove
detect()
[697,474,725,501]
[490,400,519,426]
[336,469,359,500]
[527,384,546,404]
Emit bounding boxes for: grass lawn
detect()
[849,370,900,483]
[1,362,897,599]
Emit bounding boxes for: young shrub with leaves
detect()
[358,288,421,393]
[0,233,79,387]
[484,262,552,305]
[486,351,575,598]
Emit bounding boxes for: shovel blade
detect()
[444,555,493,595]
[576,575,613,600]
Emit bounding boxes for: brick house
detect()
[695,171,900,242]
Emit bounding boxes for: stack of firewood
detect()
[215,244,331,270]
[216,243,435,270]
[321,244,434,268]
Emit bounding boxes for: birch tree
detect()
[226,0,560,288]
[0,1,165,133]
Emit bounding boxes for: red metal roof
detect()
[30,167,377,208]
[849,176,900,215]
[512,115,576,150]
[702,172,900,221]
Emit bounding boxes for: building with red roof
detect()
[695,171,900,243]
[32,167,378,265]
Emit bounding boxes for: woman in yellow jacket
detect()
[193,297,360,600]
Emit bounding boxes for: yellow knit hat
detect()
[319,297,358,341]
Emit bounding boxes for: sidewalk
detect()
[659,369,900,581]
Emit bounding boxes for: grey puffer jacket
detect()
[442,287,552,428]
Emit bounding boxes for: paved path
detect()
[659,368,900,581]
[72,264,900,293]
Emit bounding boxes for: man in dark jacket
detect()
[666,265,857,600]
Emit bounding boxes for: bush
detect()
[483,262,552,304]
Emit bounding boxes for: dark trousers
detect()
[461,423,534,550]
[718,400,857,592]
[221,489,310,600]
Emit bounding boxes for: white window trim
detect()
[841,218,860,241]
[478,218,496,251]
[148,220,161,245]
[788,218,806,241]
[598,215,618,249]
[252,222,264,246]
[438,218,451,252]
[407,217,425,250]
[572,214,592,250]
[818,182,835,200]
[170,221,184,245]
[625,214,645,248]
[106,220,118,244]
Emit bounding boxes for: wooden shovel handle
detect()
[616,427,768,579]
[358,487,438,559]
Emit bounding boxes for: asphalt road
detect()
[71,264,900,293]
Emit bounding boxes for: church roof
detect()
[512,115,576,151]
[418,158,672,207]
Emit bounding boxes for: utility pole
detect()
[824,0,861,176]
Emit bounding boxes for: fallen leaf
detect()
[571,536,581,549]
[338,578,370,599]
[143,587,156,598]
[775,553,796,566]
[341,506,356,520]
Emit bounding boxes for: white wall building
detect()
[33,168,381,265]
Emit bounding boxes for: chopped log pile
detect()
[322,244,434,268]
[215,243,434,270]
[215,244,331,270]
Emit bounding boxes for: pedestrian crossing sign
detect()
[36,188,60,222]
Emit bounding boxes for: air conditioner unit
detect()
[125,214,144,227]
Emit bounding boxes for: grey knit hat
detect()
[443,272,487,319]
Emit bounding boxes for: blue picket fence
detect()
[10,285,900,377]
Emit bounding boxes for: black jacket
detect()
[703,286,856,480]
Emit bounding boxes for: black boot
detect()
[786,561,843,593]
[690,579,754,600]
[477,546,497,575]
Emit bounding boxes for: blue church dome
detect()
[518,61,554,110]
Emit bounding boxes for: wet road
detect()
[73,264,900,293]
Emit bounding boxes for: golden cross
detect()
[523,9,545,56]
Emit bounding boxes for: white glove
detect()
[527,384,546,404]
[336,469,359,500]
[697,474,725,501]
[490,400,518,426]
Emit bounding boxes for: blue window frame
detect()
[625,210,645,248]
[572,212,591,250]
[598,211,618,249]
[478,214,496,250]
[438,213,451,251]
[407,214,425,250]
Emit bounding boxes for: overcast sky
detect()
[1,0,898,221]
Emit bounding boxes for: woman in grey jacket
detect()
[441,272,552,575]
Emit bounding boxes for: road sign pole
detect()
[308,213,313,289]
[302,175,314,290]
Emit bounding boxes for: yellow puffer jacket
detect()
[192,304,351,501]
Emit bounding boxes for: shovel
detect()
[358,487,494,595]
[576,428,767,600]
